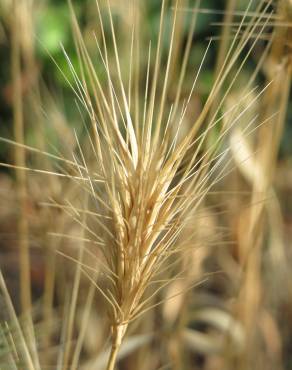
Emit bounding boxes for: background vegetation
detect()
[0,0,291,369]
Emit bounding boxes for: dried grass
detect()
[0,0,291,369]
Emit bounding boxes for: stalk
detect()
[11,0,32,316]
[236,2,292,369]
[11,3,42,369]
[106,343,120,370]
[106,324,127,370]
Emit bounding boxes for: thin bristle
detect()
[0,0,291,369]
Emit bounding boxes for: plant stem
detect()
[11,0,32,315]
[106,324,126,370]
[106,342,120,370]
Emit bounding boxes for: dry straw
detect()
[0,0,287,369]
[61,1,277,368]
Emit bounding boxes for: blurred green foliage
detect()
[0,0,291,158]
[34,0,225,88]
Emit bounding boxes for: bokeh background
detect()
[0,1,292,369]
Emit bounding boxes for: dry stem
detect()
[11,0,31,316]
[106,324,127,370]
